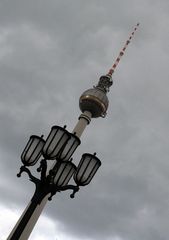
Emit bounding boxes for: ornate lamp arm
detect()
[17,166,40,184]
[48,185,79,201]
[59,185,79,198]
[37,159,48,182]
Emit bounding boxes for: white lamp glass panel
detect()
[21,139,32,161]
[77,155,97,180]
[21,136,45,166]
[50,134,69,158]
[76,157,90,181]
[54,162,76,187]
[54,162,66,185]
[82,164,99,185]
[60,135,80,161]
[62,167,76,186]
[43,128,57,154]
[43,127,70,159]
[75,153,101,186]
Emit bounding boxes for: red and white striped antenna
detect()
[107,23,140,77]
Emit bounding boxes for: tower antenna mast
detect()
[107,23,140,77]
[76,23,140,123]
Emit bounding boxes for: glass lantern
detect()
[21,135,45,166]
[60,133,81,161]
[53,161,76,187]
[43,126,70,159]
[74,153,101,186]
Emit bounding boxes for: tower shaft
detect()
[73,111,92,137]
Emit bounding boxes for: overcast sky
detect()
[0,0,169,239]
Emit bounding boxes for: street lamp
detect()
[7,23,139,240]
[8,123,102,240]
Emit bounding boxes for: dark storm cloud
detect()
[1,0,169,240]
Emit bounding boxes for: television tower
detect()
[7,23,139,240]
[73,23,140,137]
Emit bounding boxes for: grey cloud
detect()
[0,1,169,240]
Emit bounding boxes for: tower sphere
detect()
[79,87,109,118]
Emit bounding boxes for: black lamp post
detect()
[8,122,102,240]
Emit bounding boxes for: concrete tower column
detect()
[72,111,92,137]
